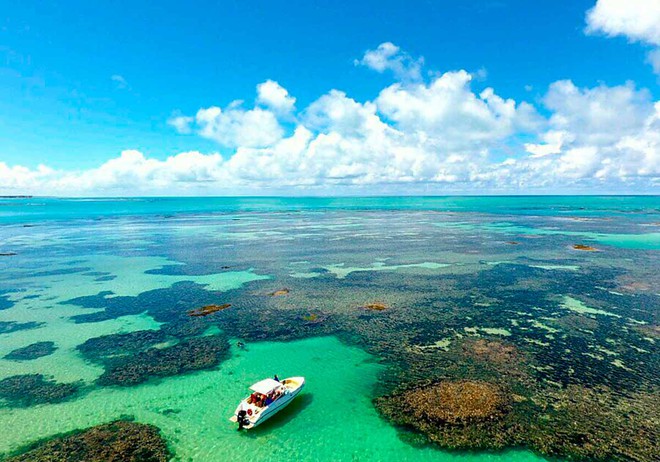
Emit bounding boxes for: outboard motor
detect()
[236,409,249,430]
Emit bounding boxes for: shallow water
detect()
[0,336,544,461]
[0,196,658,460]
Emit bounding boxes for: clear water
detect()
[0,196,658,461]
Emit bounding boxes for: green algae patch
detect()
[529,264,580,271]
[3,420,171,462]
[325,261,451,279]
[561,296,620,318]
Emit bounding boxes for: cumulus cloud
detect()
[3,43,659,196]
[525,81,659,181]
[170,99,284,148]
[257,80,296,114]
[647,48,660,75]
[586,0,660,74]
[586,0,660,45]
[355,42,424,81]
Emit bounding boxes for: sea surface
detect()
[0,196,658,461]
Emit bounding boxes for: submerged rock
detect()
[269,288,290,296]
[0,374,79,407]
[3,420,171,461]
[572,244,598,251]
[187,303,231,317]
[361,302,388,311]
[5,342,57,361]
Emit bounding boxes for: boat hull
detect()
[230,377,305,430]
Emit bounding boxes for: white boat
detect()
[229,376,305,430]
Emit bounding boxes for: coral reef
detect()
[3,420,171,461]
[5,342,57,361]
[376,380,513,449]
[0,374,79,407]
[401,380,508,423]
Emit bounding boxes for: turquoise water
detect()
[0,196,658,461]
[1,196,658,224]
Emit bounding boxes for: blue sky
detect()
[1,0,659,195]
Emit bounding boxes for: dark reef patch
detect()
[5,342,57,361]
[0,374,79,407]
[98,335,230,386]
[2,420,171,462]
[78,329,168,363]
[31,266,91,277]
[0,293,14,311]
[0,321,43,335]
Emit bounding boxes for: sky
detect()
[0,0,659,196]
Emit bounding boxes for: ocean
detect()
[0,196,658,461]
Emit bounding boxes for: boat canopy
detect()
[249,378,281,395]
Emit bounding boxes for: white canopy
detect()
[249,378,281,395]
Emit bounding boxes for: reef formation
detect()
[0,374,79,407]
[2,420,171,461]
[4,342,57,361]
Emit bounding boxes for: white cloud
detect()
[168,115,194,134]
[193,104,283,148]
[355,42,424,81]
[647,48,660,75]
[586,0,660,45]
[586,0,660,74]
[376,71,541,151]
[111,74,129,89]
[3,45,659,196]
[257,80,296,114]
[525,81,660,181]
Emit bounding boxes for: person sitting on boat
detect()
[274,374,280,382]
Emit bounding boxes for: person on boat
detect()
[274,374,280,382]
